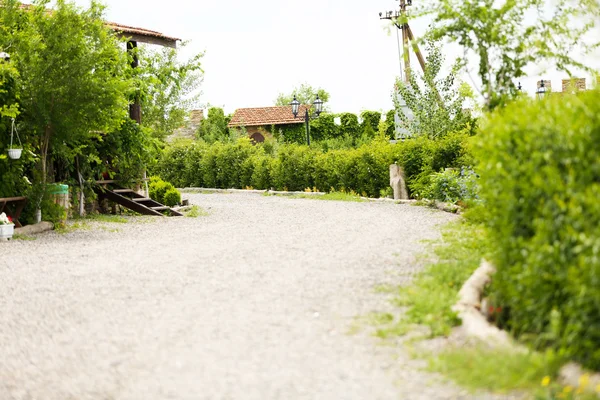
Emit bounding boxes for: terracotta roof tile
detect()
[106,22,180,43]
[228,105,310,127]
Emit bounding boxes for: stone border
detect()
[14,221,54,236]
[452,260,515,348]
[454,259,600,392]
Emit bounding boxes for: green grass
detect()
[56,221,91,234]
[426,346,600,399]
[185,205,209,218]
[12,234,36,241]
[84,214,128,223]
[289,191,365,202]
[384,220,490,337]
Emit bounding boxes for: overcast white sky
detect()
[63,0,599,115]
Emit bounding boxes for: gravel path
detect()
[0,192,494,400]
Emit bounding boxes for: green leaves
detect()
[476,89,600,370]
[135,43,204,140]
[418,0,600,109]
[274,83,330,108]
[394,38,475,139]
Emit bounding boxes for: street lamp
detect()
[537,79,547,99]
[290,94,324,145]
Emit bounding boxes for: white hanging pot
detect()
[7,148,21,159]
[8,118,23,160]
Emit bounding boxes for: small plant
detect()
[185,205,209,218]
[163,188,181,207]
[421,166,479,203]
[148,176,181,207]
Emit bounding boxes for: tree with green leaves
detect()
[274,83,330,107]
[394,39,475,139]
[135,43,204,140]
[416,0,600,109]
[197,107,231,143]
[8,0,130,186]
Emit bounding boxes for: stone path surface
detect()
[0,192,501,399]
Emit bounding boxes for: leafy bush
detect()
[476,90,600,370]
[148,176,181,207]
[421,166,479,203]
[163,188,181,207]
[154,134,472,199]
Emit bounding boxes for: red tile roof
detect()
[106,22,180,43]
[228,105,310,127]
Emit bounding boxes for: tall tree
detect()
[274,83,330,107]
[394,39,475,139]
[415,0,600,109]
[9,0,130,184]
[135,43,204,140]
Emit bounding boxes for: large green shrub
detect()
[476,90,600,370]
[154,135,471,198]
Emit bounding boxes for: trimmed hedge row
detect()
[477,89,600,370]
[154,132,472,198]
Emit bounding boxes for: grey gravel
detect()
[0,192,504,400]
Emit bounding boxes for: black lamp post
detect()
[537,79,547,99]
[291,95,324,145]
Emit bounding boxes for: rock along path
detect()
[0,192,494,400]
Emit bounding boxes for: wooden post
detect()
[127,40,142,124]
[406,26,426,74]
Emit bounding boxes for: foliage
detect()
[309,113,338,141]
[135,43,204,140]
[395,130,474,198]
[394,39,475,139]
[360,111,382,133]
[197,107,230,143]
[184,205,208,218]
[8,0,130,192]
[428,347,565,394]
[420,166,479,203]
[289,191,366,202]
[475,90,600,369]
[154,132,472,199]
[384,110,396,139]
[416,0,600,109]
[95,119,158,184]
[0,61,19,121]
[148,176,180,206]
[338,112,360,139]
[163,188,181,207]
[274,83,330,109]
[390,221,490,336]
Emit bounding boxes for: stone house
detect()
[227,105,309,143]
[168,109,204,142]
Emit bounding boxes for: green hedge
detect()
[476,90,600,370]
[155,133,471,198]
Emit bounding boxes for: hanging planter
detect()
[8,118,22,160]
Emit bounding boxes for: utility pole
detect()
[379,0,426,83]
[379,1,444,105]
